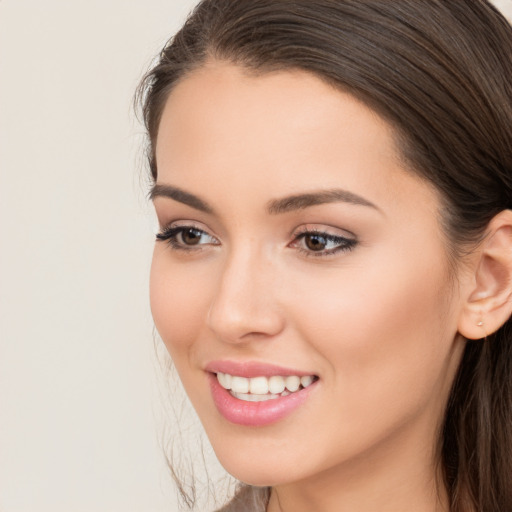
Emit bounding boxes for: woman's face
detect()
[150,62,467,487]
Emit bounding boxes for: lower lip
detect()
[208,373,316,427]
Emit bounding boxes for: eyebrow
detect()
[150,183,379,215]
[267,189,380,214]
[150,184,214,214]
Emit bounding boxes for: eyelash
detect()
[155,225,357,258]
[291,229,357,257]
[156,225,219,252]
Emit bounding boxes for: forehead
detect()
[154,61,438,221]
[158,64,390,176]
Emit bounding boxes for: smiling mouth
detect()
[215,372,318,402]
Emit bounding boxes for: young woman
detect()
[137,1,512,510]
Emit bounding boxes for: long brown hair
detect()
[137,1,512,510]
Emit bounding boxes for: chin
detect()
[208,435,304,487]
[220,460,287,487]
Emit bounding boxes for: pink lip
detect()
[206,362,318,427]
[205,360,315,378]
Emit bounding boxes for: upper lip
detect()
[205,360,316,378]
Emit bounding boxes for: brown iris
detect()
[181,228,202,245]
[304,233,327,251]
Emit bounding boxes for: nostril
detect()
[206,296,286,343]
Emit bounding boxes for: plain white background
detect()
[0,1,199,511]
[1,1,511,511]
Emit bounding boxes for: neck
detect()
[266,422,449,512]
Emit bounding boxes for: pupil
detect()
[183,229,201,245]
[305,234,326,251]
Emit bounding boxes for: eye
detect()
[156,225,219,251]
[290,229,357,257]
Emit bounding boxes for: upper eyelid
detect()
[157,222,357,245]
[159,220,213,234]
[158,223,355,236]
[160,224,217,239]
[292,224,357,239]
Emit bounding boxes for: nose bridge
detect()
[207,239,284,342]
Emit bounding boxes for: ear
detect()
[458,210,512,340]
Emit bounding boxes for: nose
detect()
[207,245,285,344]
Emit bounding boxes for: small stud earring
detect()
[477,321,484,327]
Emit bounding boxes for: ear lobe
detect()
[458,210,512,340]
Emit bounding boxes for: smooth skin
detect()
[150,62,512,512]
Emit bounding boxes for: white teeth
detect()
[231,391,280,402]
[285,375,300,392]
[231,376,250,394]
[300,375,314,388]
[217,372,232,390]
[249,376,269,395]
[216,372,316,396]
[268,375,286,394]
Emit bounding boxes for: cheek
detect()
[149,248,212,361]
[286,248,457,422]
